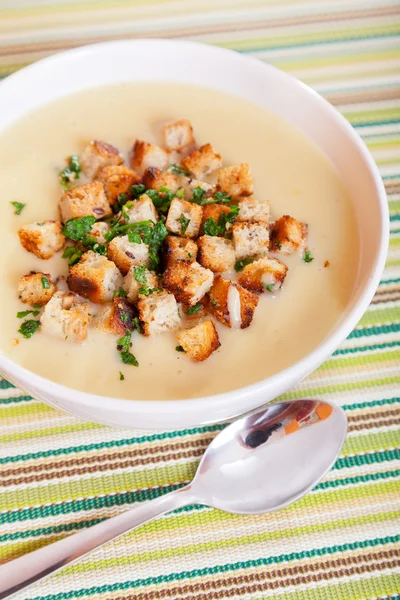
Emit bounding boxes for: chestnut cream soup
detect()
[0,83,358,400]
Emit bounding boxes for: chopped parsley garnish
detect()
[133,317,142,334]
[191,187,206,204]
[138,286,162,296]
[178,214,190,235]
[116,329,139,367]
[59,155,81,189]
[264,283,275,292]
[116,193,128,207]
[127,229,142,244]
[303,250,314,263]
[175,345,185,352]
[18,319,40,338]
[203,205,239,236]
[275,241,282,250]
[234,257,254,272]
[119,371,125,381]
[17,309,40,319]
[133,265,147,285]
[186,303,202,315]
[175,188,185,198]
[10,201,26,215]
[210,298,218,308]
[169,164,189,176]
[146,188,175,215]
[191,188,232,206]
[62,246,83,266]
[63,216,96,241]
[188,252,193,259]
[41,276,50,289]
[129,184,146,199]
[213,191,232,204]
[114,287,127,298]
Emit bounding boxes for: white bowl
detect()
[0,39,388,430]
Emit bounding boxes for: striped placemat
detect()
[1,1,399,599]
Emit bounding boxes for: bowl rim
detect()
[0,38,389,422]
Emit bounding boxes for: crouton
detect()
[162,235,198,269]
[197,235,235,272]
[131,140,168,175]
[97,165,140,206]
[124,194,159,224]
[17,272,56,306]
[165,198,203,238]
[81,140,123,179]
[177,320,220,362]
[142,167,180,193]
[161,119,195,152]
[89,221,109,244]
[200,204,232,236]
[107,235,150,275]
[162,261,214,306]
[109,296,138,336]
[270,215,308,254]
[208,275,258,329]
[217,163,253,198]
[18,220,65,260]
[67,250,123,303]
[137,291,180,336]
[237,197,270,223]
[181,144,223,179]
[123,266,160,303]
[232,222,269,260]
[40,291,93,343]
[237,256,288,293]
[59,181,112,223]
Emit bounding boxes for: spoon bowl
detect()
[0,399,347,599]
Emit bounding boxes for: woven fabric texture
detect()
[0,1,399,598]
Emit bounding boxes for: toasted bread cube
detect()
[177,320,220,362]
[18,220,65,260]
[81,140,123,179]
[67,250,123,303]
[238,256,288,293]
[40,291,93,343]
[166,198,203,238]
[217,163,253,198]
[161,119,195,151]
[197,235,235,273]
[237,197,269,223]
[18,272,57,306]
[123,266,160,303]
[200,204,232,236]
[109,297,138,336]
[107,235,150,275]
[232,222,269,260]
[142,167,181,193]
[59,181,112,223]
[181,144,222,179]
[163,261,214,306]
[131,140,168,175]
[124,194,159,224]
[89,221,109,244]
[162,235,197,268]
[270,215,308,254]
[208,275,258,329]
[97,165,140,206]
[137,291,180,336]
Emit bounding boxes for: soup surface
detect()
[0,83,359,400]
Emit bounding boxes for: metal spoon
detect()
[0,399,347,599]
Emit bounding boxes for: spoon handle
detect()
[0,485,194,599]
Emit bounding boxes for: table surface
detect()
[1,1,399,599]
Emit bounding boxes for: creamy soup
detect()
[0,83,359,400]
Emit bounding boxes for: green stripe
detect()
[359,307,400,326]
[348,323,400,338]
[0,402,54,420]
[281,377,400,402]
[2,450,397,544]
[0,395,34,405]
[343,430,400,456]
[0,421,103,444]
[342,396,400,410]
[319,348,400,371]
[333,342,400,356]
[25,536,400,600]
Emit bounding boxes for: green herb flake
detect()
[17,309,40,319]
[41,276,50,289]
[234,258,254,272]
[62,246,83,266]
[191,187,207,204]
[63,216,96,241]
[175,188,185,199]
[264,283,275,292]
[18,319,40,339]
[133,317,142,334]
[10,201,26,215]
[178,214,190,235]
[116,329,139,367]
[127,230,142,244]
[130,184,146,199]
[169,164,188,176]
[59,155,81,189]
[210,298,218,308]
[175,345,185,352]
[119,371,125,381]
[186,302,202,315]
[275,241,282,250]
[203,217,220,237]
[133,265,147,285]
[114,287,127,298]
[303,250,314,263]
[138,287,162,297]
[188,252,193,259]
[121,351,139,366]
[213,191,232,204]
